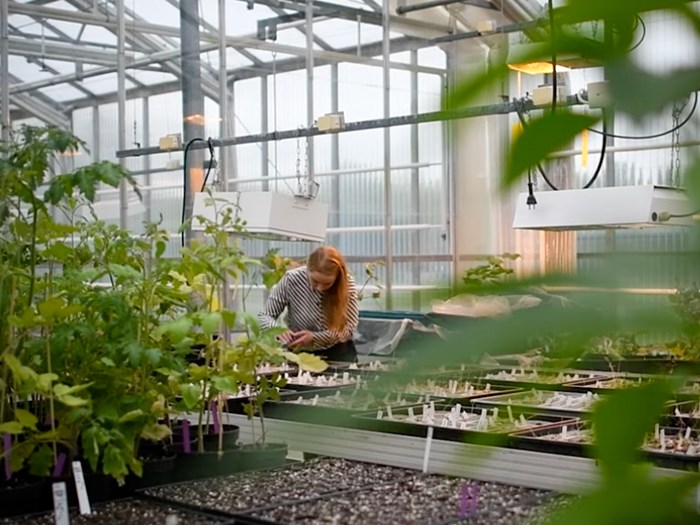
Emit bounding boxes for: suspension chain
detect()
[295,134,303,195]
[670,96,688,187]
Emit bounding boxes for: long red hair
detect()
[308,246,349,332]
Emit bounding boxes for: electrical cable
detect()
[515,108,608,192]
[586,91,698,140]
[181,137,213,248]
[200,138,215,191]
[628,15,646,52]
[664,209,700,219]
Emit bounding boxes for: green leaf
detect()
[606,62,700,119]
[37,297,65,320]
[140,423,172,442]
[505,112,600,188]
[200,312,221,336]
[180,384,202,410]
[102,444,128,483]
[14,409,38,430]
[210,375,240,394]
[125,342,144,367]
[56,394,89,407]
[592,377,680,481]
[36,373,58,393]
[54,382,93,397]
[155,239,167,259]
[117,409,145,424]
[144,348,162,367]
[284,352,329,373]
[100,357,116,367]
[0,422,24,434]
[221,310,237,329]
[28,444,54,477]
[157,317,193,344]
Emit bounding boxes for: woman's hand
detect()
[277,331,296,346]
[287,330,314,348]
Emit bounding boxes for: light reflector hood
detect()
[513,185,694,231]
[192,191,329,242]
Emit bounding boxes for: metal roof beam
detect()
[9,75,70,128]
[8,36,120,65]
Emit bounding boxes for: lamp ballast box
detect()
[192,191,329,242]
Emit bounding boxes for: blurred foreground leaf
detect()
[593,378,682,481]
[505,112,600,187]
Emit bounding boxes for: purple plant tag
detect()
[459,481,469,517]
[3,434,11,480]
[53,452,67,478]
[182,420,191,454]
[470,482,481,515]
[459,481,480,517]
[210,401,221,435]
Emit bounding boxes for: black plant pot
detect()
[125,454,177,491]
[0,475,46,518]
[231,442,288,472]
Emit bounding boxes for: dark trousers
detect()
[317,340,357,363]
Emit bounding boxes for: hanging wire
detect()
[669,96,688,188]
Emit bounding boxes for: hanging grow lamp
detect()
[512,185,695,231]
[191,191,329,242]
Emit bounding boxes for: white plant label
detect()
[52,482,70,525]
[386,405,393,419]
[507,405,514,422]
[71,461,91,515]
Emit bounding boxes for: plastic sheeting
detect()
[353,318,445,356]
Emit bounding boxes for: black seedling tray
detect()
[383,376,520,402]
[264,387,443,429]
[471,389,605,418]
[440,367,608,393]
[509,419,595,459]
[352,402,577,444]
[282,370,381,391]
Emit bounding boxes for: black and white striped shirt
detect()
[258,266,359,350]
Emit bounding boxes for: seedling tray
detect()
[444,367,607,392]
[643,425,700,471]
[264,387,442,429]
[282,370,380,391]
[383,377,520,401]
[471,389,605,418]
[510,419,595,459]
[352,402,576,444]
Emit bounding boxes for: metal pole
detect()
[1,0,9,144]
[262,75,270,192]
[382,0,393,311]
[218,0,228,191]
[117,97,576,158]
[444,55,458,288]
[117,0,128,230]
[180,0,205,245]
[92,105,100,161]
[142,97,152,224]
[330,63,340,229]
[410,49,420,311]
[396,0,494,15]
[305,0,315,195]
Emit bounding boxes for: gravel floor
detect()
[251,475,560,525]
[0,499,231,525]
[146,457,413,513]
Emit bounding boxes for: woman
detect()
[258,246,359,362]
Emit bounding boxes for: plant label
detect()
[52,482,70,525]
[71,461,91,515]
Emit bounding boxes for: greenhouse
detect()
[2,0,700,523]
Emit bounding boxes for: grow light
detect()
[512,185,695,231]
[191,191,329,243]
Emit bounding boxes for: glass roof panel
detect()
[200,48,256,69]
[8,55,55,83]
[38,19,84,40]
[38,59,75,75]
[311,18,383,49]
[77,25,118,47]
[8,15,61,38]
[128,70,178,86]
[76,73,124,96]
[133,0,182,28]
[39,83,93,103]
[239,49,298,63]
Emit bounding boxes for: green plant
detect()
[357,260,384,302]
[462,253,520,287]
